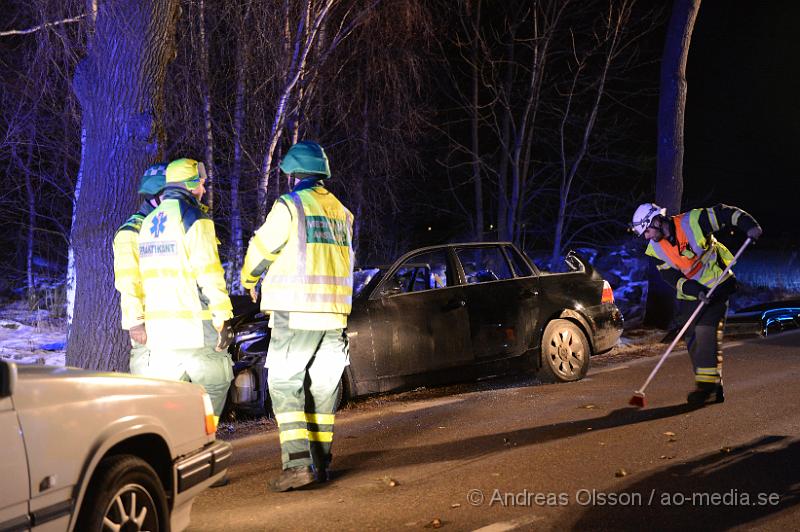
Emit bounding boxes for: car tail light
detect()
[202,393,217,435]
[601,280,614,304]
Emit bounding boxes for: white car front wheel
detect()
[77,455,168,532]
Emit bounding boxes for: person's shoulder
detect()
[177,198,211,232]
[115,213,145,235]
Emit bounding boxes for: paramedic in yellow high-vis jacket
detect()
[241,141,354,492]
[138,158,234,418]
[113,163,166,374]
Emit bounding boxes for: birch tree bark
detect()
[226,3,251,295]
[550,1,628,266]
[198,0,216,211]
[67,0,180,371]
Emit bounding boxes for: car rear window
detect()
[456,247,514,284]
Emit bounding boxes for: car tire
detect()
[76,455,168,532]
[538,319,590,383]
[334,375,349,411]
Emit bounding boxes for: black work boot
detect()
[687,383,724,405]
[312,454,333,483]
[267,466,315,492]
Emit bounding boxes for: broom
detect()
[629,237,753,408]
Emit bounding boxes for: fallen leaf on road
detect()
[586,427,593,431]
[382,476,399,487]
[451,503,461,509]
[425,518,443,529]
[581,404,597,409]
[599,442,606,446]
[720,447,732,453]
[615,469,628,478]
[663,431,676,437]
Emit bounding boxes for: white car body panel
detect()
[0,362,230,532]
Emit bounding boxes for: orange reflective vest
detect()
[645,209,734,300]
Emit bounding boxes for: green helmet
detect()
[279,141,331,178]
[138,163,168,196]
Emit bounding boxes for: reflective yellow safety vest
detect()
[260,187,354,315]
[113,209,150,330]
[645,209,734,300]
[138,188,232,349]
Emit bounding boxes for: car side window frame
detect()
[453,244,516,285]
[371,247,460,300]
[503,245,539,277]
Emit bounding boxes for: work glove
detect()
[214,320,234,352]
[746,226,763,241]
[697,289,710,305]
[129,323,147,345]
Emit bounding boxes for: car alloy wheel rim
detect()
[102,483,159,532]
[546,327,585,378]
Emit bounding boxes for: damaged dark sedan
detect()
[227,242,623,414]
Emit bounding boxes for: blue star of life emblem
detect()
[150,212,167,238]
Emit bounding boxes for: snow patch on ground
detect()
[0,302,66,366]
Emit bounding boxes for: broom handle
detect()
[636,237,753,394]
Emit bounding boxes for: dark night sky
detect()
[685,1,799,244]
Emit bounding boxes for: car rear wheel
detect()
[334,374,349,411]
[538,319,590,383]
[76,455,168,532]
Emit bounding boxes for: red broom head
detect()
[629,393,646,408]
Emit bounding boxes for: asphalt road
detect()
[188,330,800,531]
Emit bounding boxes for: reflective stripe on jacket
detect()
[260,186,354,315]
[113,208,150,330]
[138,187,232,349]
[645,208,734,300]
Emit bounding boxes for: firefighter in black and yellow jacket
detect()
[113,163,167,375]
[631,202,762,405]
[137,158,234,418]
[241,141,354,492]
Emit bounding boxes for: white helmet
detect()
[631,203,666,236]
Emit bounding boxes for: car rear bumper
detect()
[587,303,624,354]
[174,440,232,493]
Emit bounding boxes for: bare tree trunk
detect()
[552,35,615,265]
[66,126,85,333]
[468,0,483,241]
[23,136,36,309]
[227,3,251,295]
[199,0,216,211]
[68,0,180,371]
[646,0,700,329]
[257,0,333,221]
[496,38,515,242]
[656,0,699,215]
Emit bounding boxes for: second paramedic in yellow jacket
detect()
[137,158,234,417]
[113,163,166,374]
[241,141,354,492]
